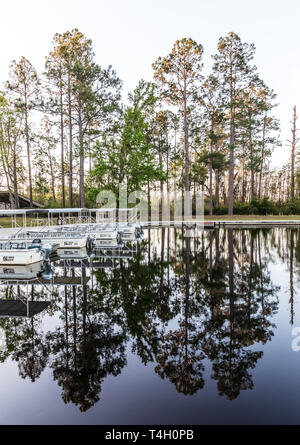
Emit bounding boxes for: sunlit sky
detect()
[1,0,299,168]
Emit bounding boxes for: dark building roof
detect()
[0,191,43,209]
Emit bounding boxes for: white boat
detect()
[6,231,95,251]
[0,242,45,266]
[90,208,143,241]
[59,222,138,243]
[54,225,123,248]
[92,230,122,248]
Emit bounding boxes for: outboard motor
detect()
[40,243,53,261]
[86,235,96,253]
[30,239,42,249]
[117,231,123,245]
[41,261,53,280]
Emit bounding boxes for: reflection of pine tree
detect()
[0,316,49,382]
[94,238,178,365]
[155,237,206,395]
[155,326,205,395]
[0,286,50,382]
[13,317,50,382]
[203,230,279,400]
[290,230,295,325]
[47,268,127,412]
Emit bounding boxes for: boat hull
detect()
[0,249,44,266]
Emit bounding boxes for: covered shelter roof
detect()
[0,191,43,209]
[0,209,48,217]
[47,208,88,214]
[0,300,50,318]
[89,208,117,212]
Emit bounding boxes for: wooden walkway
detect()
[141,220,300,229]
[208,220,300,228]
[0,276,90,286]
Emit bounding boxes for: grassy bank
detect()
[1,214,300,229]
[204,215,300,221]
[0,217,37,229]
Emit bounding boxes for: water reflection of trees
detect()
[45,267,127,412]
[0,286,50,382]
[202,230,279,399]
[0,227,288,410]
[91,228,280,400]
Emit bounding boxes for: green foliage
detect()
[249,198,277,215]
[88,80,165,204]
[280,199,300,215]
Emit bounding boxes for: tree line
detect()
[0,29,298,214]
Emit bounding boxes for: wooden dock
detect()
[208,220,300,228]
[141,220,300,229]
[0,276,90,286]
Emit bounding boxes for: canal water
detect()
[0,227,299,425]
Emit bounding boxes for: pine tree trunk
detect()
[60,74,65,207]
[215,172,220,208]
[13,142,19,209]
[68,75,73,208]
[24,83,33,209]
[250,122,255,200]
[290,230,295,325]
[147,181,151,221]
[78,104,85,208]
[228,115,235,215]
[242,158,246,203]
[183,84,189,193]
[48,147,56,202]
[159,141,163,218]
[209,122,214,216]
[291,106,297,200]
[24,99,33,208]
[259,114,266,199]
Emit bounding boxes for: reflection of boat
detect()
[118,224,139,242]
[0,261,53,284]
[0,300,50,318]
[0,262,44,281]
[92,245,138,260]
[54,247,89,260]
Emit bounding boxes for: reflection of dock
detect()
[92,246,137,259]
[208,220,300,228]
[1,276,90,286]
[49,276,89,286]
[142,220,300,229]
[0,300,50,318]
[52,245,138,270]
[56,259,115,269]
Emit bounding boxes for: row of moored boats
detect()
[0,208,143,267]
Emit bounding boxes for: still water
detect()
[0,227,299,425]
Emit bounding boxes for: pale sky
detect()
[0,0,299,168]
